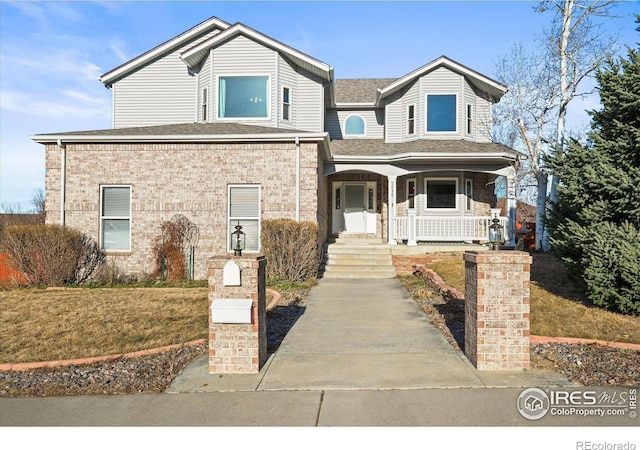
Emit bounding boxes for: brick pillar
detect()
[464,251,531,370]
[207,255,267,374]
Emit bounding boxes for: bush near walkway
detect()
[261,219,319,282]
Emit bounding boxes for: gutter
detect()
[57,139,66,226]
[331,152,519,163]
[30,132,330,144]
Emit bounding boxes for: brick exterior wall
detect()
[45,141,324,280]
[464,251,531,370]
[208,255,267,373]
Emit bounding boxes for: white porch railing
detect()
[394,215,510,242]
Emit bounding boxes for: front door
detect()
[344,184,366,233]
[332,182,377,234]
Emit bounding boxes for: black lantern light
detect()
[488,216,505,251]
[232,221,245,256]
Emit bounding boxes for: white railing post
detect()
[407,209,417,246]
[387,176,397,245]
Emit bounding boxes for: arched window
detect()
[345,115,365,136]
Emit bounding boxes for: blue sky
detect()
[1,0,638,210]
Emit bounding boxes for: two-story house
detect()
[32,16,519,279]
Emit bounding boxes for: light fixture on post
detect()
[232,221,245,256]
[488,216,505,251]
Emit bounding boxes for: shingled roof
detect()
[334,79,395,104]
[330,139,520,159]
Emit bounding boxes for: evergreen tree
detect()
[546,15,640,314]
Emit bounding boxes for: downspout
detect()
[58,139,66,226]
[295,136,300,222]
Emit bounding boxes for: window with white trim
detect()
[218,75,269,119]
[228,185,260,252]
[466,103,473,135]
[202,88,208,122]
[282,86,291,121]
[345,115,365,136]
[426,94,457,132]
[101,186,131,251]
[406,178,416,209]
[407,104,415,135]
[465,178,473,211]
[425,178,458,210]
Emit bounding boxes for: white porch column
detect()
[506,167,517,247]
[407,209,417,246]
[387,175,397,245]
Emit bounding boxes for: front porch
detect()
[393,212,510,245]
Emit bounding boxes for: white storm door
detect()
[344,184,366,233]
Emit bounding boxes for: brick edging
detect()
[410,260,640,353]
[0,339,207,372]
[530,336,640,351]
[266,288,281,311]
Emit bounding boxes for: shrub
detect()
[580,221,640,315]
[261,219,319,282]
[1,224,105,286]
[151,215,199,281]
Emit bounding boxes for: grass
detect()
[0,277,317,364]
[424,252,640,345]
[0,287,209,363]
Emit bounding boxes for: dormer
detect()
[377,56,507,143]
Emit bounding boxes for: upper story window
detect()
[101,185,131,251]
[202,88,208,122]
[282,87,291,121]
[426,94,457,133]
[466,103,473,135]
[218,75,269,119]
[407,105,415,135]
[345,115,365,136]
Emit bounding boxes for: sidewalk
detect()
[6,278,633,427]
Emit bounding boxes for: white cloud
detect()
[1,90,110,120]
[110,38,131,64]
[5,51,102,82]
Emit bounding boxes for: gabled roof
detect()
[99,16,231,87]
[180,22,334,82]
[375,55,508,104]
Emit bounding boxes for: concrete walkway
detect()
[8,278,632,427]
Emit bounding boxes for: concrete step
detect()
[322,265,397,279]
[326,255,392,265]
[322,236,396,279]
[326,245,391,255]
[327,237,385,245]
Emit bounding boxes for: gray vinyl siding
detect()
[419,66,463,140]
[278,55,298,129]
[112,31,219,129]
[475,96,493,143]
[384,81,419,143]
[325,109,384,139]
[296,70,324,132]
[198,52,212,122]
[211,35,276,127]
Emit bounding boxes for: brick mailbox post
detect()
[464,251,532,370]
[207,255,267,374]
